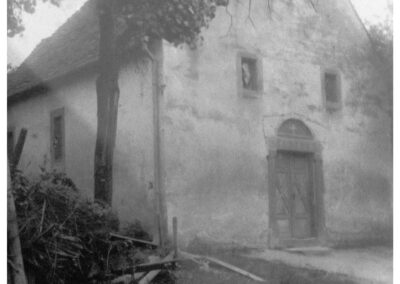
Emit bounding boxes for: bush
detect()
[10,169,119,283]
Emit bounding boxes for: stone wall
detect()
[163,0,392,247]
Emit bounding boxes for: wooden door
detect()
[275,152,314,240]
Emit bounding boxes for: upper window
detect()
[50,108,65,165]
[322,69,342,111]
[237,52,263,97]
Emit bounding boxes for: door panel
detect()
[276,172,291,238]
[293,173,308,215]
[276,153,291,239]
[275,152,313,240]
[276,173,290,216]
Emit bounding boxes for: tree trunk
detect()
[94,0,120,204]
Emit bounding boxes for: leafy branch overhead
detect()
[7,0,61,37]
[8,0,229,43]
[114,0,317,48]
[114,0,229,48]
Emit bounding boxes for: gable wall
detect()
[163,0,392,247]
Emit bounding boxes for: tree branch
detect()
[307,0,318,13]
[224,5,233,36]
[265,0,273,19]
[246,0,256,29]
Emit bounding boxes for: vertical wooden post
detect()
[148,39,167,248]
[8,136,27,284]
[267,151,278,248]
[172,217,178,258]
[9,128,27,179]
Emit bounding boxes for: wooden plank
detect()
[93,256,176,282]
[179,251,266,283]
[109,232,158,247]
[13,128,27,169]
[205,256,266,282]
[111,272,145,284]
[172,217,178,258]
[135,259,179,272]
[110,258,180,274]
[108,257,163,283]
[138,252,174,284]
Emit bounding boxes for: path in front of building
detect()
[167,245,392,284]
[243,246,392,284]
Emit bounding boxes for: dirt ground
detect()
[153,251,359,284]
[152,237,392,284]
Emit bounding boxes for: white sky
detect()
[7,0,393,67]
[8,0,87,66]
[352,0,392,24]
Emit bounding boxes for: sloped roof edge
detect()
[8,0,99,98]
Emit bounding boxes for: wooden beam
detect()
[109,232,158,248]
[205,256,266,282]
[13,128,27,168]
[110,258,180,275]
[179,251,266,282]
[172,217,178,258]
[9,128,27,180]
[138,252,174,284]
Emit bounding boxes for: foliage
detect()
[122,220,153,241]
[368,20,392,70]
[367,18,393,109]
[8,0,229,46]
[9,169,125,283]
[113,0,229,48]
[7,0,61,37]
[7,63,15,72]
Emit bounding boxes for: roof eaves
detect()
[7,58,98,102]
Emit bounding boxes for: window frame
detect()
[321,68,342,112]
[237,51,263,98]
[50,107,65,167]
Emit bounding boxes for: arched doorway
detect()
[267,119,325,248]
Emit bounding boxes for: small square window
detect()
[322,69,341,111]
[325,73,339,103]
[237,52,263,97]
[241,57,258,91]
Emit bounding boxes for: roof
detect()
[8,0,375,99]
[8,0,99,97]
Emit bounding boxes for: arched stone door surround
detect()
[267,119,326,248]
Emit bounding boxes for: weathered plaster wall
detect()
[163,0,392,247]
[8,0,392,248]
[8,73,98,199]
[8,59,159,235]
